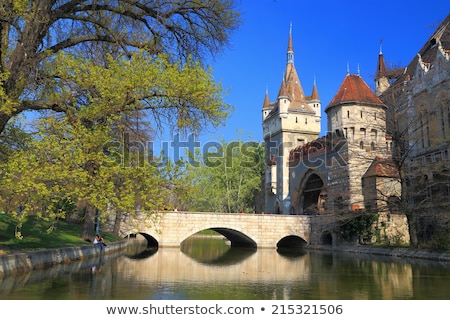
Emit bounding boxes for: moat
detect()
[0,236,449,300]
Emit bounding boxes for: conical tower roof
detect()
[310,81,320,100]
[262,89,271,108]
[326,74,385,112]
[376,47,387,79]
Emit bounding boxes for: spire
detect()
[376,40,387,79]
[311,79,320,100]
[281,23,305,103]
[287,22,294,65]
[262,87,270,108]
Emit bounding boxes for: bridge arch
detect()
[276,235,307,248]
[210,228,257,247]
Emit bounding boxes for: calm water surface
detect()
[1,236,449,300]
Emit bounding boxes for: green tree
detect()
[0,0,241,238]
[186,140,265,213]
[0,0,241,133]
[0,114,166,239]
[0,117,30,163]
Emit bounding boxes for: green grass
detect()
[0,212,121,253]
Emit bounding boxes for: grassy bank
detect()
[0,212,121,255]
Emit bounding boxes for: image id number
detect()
[271,304,343,315]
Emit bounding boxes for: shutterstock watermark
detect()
[102,133,264,168]
[102,132,348,169]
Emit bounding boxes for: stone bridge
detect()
[118,212,336,249]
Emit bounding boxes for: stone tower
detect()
[325,73,390,211]
[262,25,321,214]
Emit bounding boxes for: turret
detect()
[375,42,390,96]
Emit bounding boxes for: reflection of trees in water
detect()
[124,240,158,260]
[181,236,256,266]
[126,247,158,260]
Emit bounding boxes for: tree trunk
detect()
[406,209,419,248]
[81,160,99,240]
[113,210,123,236]
[81,203,97,240]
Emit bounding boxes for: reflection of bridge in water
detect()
[115,246,415,299]
[120,247,314,284]
[119,212,336,249]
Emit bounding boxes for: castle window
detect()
[296,117,298,123]
[371,129,377,141]
[374,112,377,120]
[360,128,366,139]
[305,118,308,124]
[371,142,375,151]
[447,102,450,137]
[440,105,446,138]
[419,109,431,148]
[360,141,364,149]
[360,111,363,118]
[347,110,350,118]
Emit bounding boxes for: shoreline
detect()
[0,240,128,279]
[307,244,450,262]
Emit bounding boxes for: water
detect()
[0,236,449,300]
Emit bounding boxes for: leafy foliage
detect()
[0,1,242,238]
[186,140,264,213]
[0,114,165,237]
[339,212,378,243]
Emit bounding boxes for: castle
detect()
[262,14,450,244]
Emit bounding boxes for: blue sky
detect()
[198,0,450,145]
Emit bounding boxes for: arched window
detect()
[371,129,377,141]
[360,128,366,139]
[419,109,430,149]
[440,103,446,139]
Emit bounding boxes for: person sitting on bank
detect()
[94,234,107,251]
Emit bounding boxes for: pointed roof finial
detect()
[287,22,294,65]
[357,63,360,75]
[347,62,350,75]
[379,39,383,55]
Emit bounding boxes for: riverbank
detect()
[0,240,127,278]
[307,244,450,262]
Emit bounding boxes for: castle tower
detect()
[262,24,321,214]
[325,73,389,211]
[375,43,390,96]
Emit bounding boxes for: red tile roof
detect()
[363,157,399,178]
[326,74,386,112]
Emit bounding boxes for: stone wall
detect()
[0,240,127,278]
